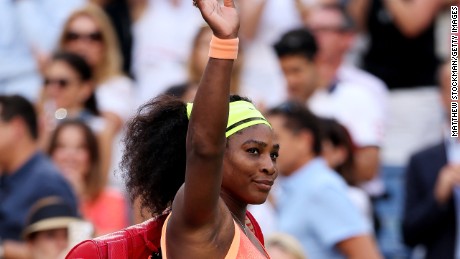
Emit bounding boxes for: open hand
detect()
[194,0,239,39]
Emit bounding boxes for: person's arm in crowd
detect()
[354,146,380,182]
[402,156,455,246]
[346,0,371,32]
[336,235,382,259]
[382,0,444,38]
[238,0,267,41]
[3,240,31,259]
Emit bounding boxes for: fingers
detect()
[223,0,236,8]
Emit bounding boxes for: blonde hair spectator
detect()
[59,3,123,84]
[58,3,134,189]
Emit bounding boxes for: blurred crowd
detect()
[0,0,455,258]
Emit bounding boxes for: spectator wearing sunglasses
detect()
[58,3,134,188]
[38,51,105,150]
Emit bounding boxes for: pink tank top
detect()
[160,214,269,259]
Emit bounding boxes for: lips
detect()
[253,179,274,186]
[253,179,274,192]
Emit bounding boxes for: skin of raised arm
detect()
[347,0,370,32]
[383,0,444,38]
[172,0,240,228]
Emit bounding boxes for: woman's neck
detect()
[220,189,247,222]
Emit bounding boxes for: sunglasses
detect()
[64,31,103,42]
[44,78,71,89]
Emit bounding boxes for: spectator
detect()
[320,118,374,228]
[0,0,84,102]
[306,3,388,198]
[237,0,309,107]
[349,0,448,256]
[266,233,307,259]
[0,95,77,259]
[58,3,134,187]
[37,52,104,149]
[274,27,382,183]
[266,101,381,259]
[24,197,87,259]
[402,61,457,258]
[48,120,129,236]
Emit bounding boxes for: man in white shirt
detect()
[274,24,385,184]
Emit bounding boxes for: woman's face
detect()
[222,124,279,205]
[63,15,104,67]
[43,61,90,110]
[28,228,68,259]
[51,126,91,186]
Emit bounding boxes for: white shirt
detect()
[132,0,202,106]
[239,0,306,108]
[308,79,385,148]
[96,75,135,123]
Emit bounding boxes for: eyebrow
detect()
[243,139,267,147]
[242,140,280,150]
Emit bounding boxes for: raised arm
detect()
[172,0,239,227]
[383,0,444,38]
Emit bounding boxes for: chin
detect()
[248,193,270,205]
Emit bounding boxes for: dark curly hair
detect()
[121,95,188,216]
[121,94,253,216]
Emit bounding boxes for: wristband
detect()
[209,35,239,60]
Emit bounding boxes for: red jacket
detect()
[66,211,264,259]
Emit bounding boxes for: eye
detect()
[247,148,259,154]
[270,152,279,161]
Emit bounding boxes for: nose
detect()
[260,155,276,175]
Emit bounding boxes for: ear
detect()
[297,130,314,153]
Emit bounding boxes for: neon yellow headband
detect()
[187,100,272,138]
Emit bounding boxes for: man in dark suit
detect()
[402,61,459,258]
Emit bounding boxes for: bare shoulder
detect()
[165,195,236,259]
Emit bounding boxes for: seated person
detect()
[0,95,77,259]
[24,197,91,259]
